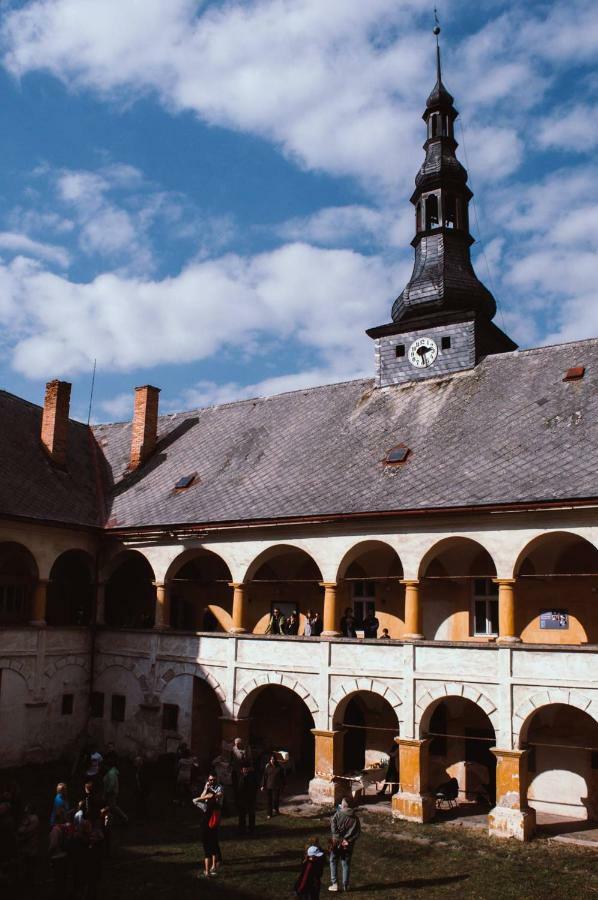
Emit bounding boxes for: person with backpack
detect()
[328,798,361,892]
[294,837,325,899]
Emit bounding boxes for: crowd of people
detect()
[0,734,364,898]
[265,606,390,639]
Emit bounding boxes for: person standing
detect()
[303,609,314,636]
[339,608,357,638]
[103,756,128,824]
[328,798,361,893]
[194,773,223,878]
[283,611,300,635]
[265,607,286,634]
[309,611,323,636]
[294,838,325,899]
[50,782,69,826]
[236,763,258,833]
[262,754,285,819]
[363,610,379,639]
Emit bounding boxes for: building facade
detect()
[1,39,597,842]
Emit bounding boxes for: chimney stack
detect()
[41,380,72,467]
[130,385,160,470]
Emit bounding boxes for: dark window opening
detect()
[444,194,457,229]
[61,694,74,716]
[395,344,405,358]
[90,691,104,718]
[425,194,439,230]
[441,336,451,350]
[527,747,537,773]
[386,445,410,464]
[111,694,126,723]
[162,703,179,732]
[174,473,197,491]
[430,114,440,138]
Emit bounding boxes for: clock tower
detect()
[367,23,516,387]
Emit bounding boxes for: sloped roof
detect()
[92,339,598,529]
[0,390,102,527]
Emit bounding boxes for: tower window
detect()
[441,336,451,350]
[395,344,405,358]
[425,194,439,229]
[444,194,457,229]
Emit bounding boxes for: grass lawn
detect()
[4,761,597,899]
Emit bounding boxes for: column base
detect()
[228,627,247,634]
[496,636,522,644]
[488,805,536,841]
[321,630,341,637]
[402,633,424,641]
[392,791,435,823]
[308,776,348,806]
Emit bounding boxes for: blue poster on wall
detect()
[540,609,569,630]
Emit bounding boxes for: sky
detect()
[0,0,597,423]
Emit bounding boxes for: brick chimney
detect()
[130,385,160,470]
[41,380,72,467]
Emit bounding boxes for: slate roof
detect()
[0,390,102,527]
[90,338,598,530]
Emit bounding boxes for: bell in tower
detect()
[367,20,516,387]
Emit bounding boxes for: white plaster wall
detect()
[528,748,593,820]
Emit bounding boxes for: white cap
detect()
[307,845,324,858]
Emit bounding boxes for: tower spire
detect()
[434,8,442,83]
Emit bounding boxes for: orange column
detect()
[154,582,170,630]
[228,582,247,633]
[309,729,346,804]
[488,749,535,840]
[494,579,521,643]
[30,579,48,626]
[392,737,435,823]
[321,582,340,636]
[401,579,423,640]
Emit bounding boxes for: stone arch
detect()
[43,656,90,681]
[0,541,39,624]
[155,663,226,707]
[47,549,95,626]
[329,679,402,721]
[335,540,403,582]
[416,684,499,734]
[0,658,34,693]
[513,690,598,747]
[104,549,156,628]
[512,530,598,577]
[164,548,234,632]
[242,543,324,584]
[235,672,319,718]
[418,536,498,579]
[100,547,157,583]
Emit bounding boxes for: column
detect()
[321,582,340,636]
[228,582,247,634]
[488,749,535,841]
[494,578,521,643]
[220,716,251,746]
[153,582,170,630]
[95,582,106,625]
[392,737,435,823]
[309,729,346,804]
[401,579,423,640]
[30,579,48,626]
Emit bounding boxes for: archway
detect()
[419,538,497,641]
[104,551,156,628]
[191,677,224,774]
[246,546,323,634]
[334,690,400,776]
[521,704,598,824]
[421,696,497,813]
[167,550,233,631]
[336,541,404,638]
[514,532,598,644]
[0,542,37,624]
[47,550,94,625]
[242,684,315,778]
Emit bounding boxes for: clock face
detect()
[408,337,438,368]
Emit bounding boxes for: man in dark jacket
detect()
[261,754,285,818]
[328,798,361,892]
[363,611,379,639]
[265,607,285,635]
[236,764,258,833]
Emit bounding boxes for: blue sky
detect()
[0,0,597,422]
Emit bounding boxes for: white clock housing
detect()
[408,336,438,368]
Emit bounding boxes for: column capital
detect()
[318,581,337,589]
[399,578,420,586]
[492,578,517,586]
[490,747,530,761]
[227,581,246,590]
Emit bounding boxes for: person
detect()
[294,838,325,899]
[86,749,103,782]
[103,756,128,824]
[262,753,285,818]
[194,773,223,877]
[303,609,315,636]
[50,782,69,826]
[266,606,286,635]
[283,610,300,635]
[134,755,152,818]
[48,808,68,898]
[230,736,251,803]
[363,610,379,639]
[305,610,323,636]
[340,608,357,638]
[328,798,361,893]
[236,762,258,833]
[73,800,86,830]
[377,743,399,796]
[379,628,391,640]
[81,780,95,818]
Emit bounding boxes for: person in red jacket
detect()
[294,838,325,899]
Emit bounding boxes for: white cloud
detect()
[537,104,598,153]
[0,241,399,379]
[276,204,412,250]
[0,231,70,267]
[98,391,133,420]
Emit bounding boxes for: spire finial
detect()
[433,8,442,83]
